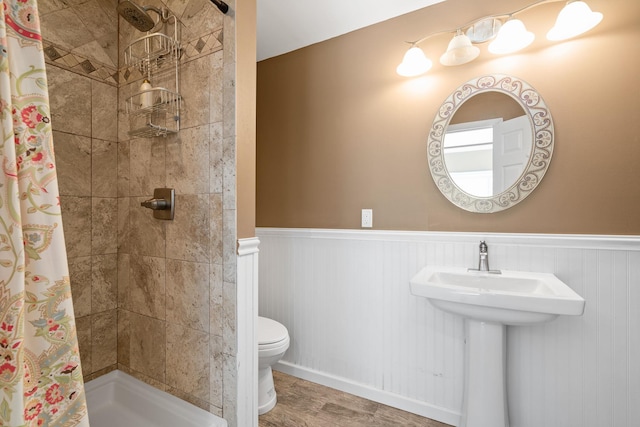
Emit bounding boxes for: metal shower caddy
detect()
[124,11,181,138]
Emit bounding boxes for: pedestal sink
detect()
[410,266,585,427]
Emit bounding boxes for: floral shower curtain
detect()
[0,1,89,426]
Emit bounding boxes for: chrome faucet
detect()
[478,241,489,271]
[469,241,501,274]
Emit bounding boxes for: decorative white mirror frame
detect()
[427,74,554,213]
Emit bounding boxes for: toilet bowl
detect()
[258,316,289,415]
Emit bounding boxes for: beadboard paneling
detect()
[257,228,640,427]
[237,238,260,427]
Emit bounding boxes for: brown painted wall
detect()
[256,0,640,234]
[237,0,257,239]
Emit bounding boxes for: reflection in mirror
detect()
[443,93,532,197]
[427,75,554,213]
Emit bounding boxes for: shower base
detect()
[85,370,226,427]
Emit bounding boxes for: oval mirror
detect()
[427,74,554,213]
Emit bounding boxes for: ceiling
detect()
[256,0,446,61]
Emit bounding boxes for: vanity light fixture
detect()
[397,0,603,76]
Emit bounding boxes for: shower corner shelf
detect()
[124,22,181,138]
[126,87,181,138]
[124,32,180,73]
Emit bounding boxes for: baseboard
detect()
[274,361,461,426]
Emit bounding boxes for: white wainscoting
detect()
[236,238,260,427]
[256,228,640,427]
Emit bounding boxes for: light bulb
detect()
[547,1,603,41]
[488,19,535,55]
[396,46,433,77]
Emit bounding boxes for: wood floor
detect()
[259,370,453,427]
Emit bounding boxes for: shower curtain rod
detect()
[210,0,229,14]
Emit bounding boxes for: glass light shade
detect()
[396,46,433,77]
[440,33,480,66]
[466,18,502,43]
[547,1,603,41]
[488,19,535,55]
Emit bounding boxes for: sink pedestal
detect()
[462,320,508,427]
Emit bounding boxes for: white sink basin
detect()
[410,266,585,325]
[410,265,585,427]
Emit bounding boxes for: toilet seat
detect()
[258,316,288,345]
[259,337,290,358]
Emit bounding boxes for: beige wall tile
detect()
[165,0,190,19]
[92,81,118,141]
[92,139,117,197]
[128,255,166,319]
[210,193,223,265]
[91,309,117,371]
[222,353,237,427]
[117,308,131,367]
[129,197,166,257]
[76,315,92,376]
[61,196,92,258]
[47,65,92,137]
[222,208,236,283]
[178,55,211,129]
[117,82,132,142]
[129,312,166,382]
[209,51,224,124]
[92,197,118,254]
[222,136,235,210]
[117,141,130,197]
[166,194,209,262]
[166,125,210,194]
[166,386,210,411]
[222,281,236,356]
[53,131,91,196]
[222,63,235,138]
[41,8,93,52]
[117,197,130,253]
[75,0,115,42]
[69,256,92,318]
[166,259,209,332]
[180,0,223,41]
[209,263,223,337]
[166,323,210,401]
[209,122,223,193]
[96,30,118,68]
[38,0,68,17]
[117,253,130,308]
[129,138,166,197]
[91,254,117,313]
[209,334,224,409]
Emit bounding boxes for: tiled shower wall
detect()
[41,0,238,423]
[41,0,120,381]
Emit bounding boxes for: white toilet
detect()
[258,316,290,415]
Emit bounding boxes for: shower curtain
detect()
[0,1,89,426]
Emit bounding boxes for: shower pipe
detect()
[210,0,229,14]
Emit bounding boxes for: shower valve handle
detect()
[141,198,168,210]
[140,188,175,220]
